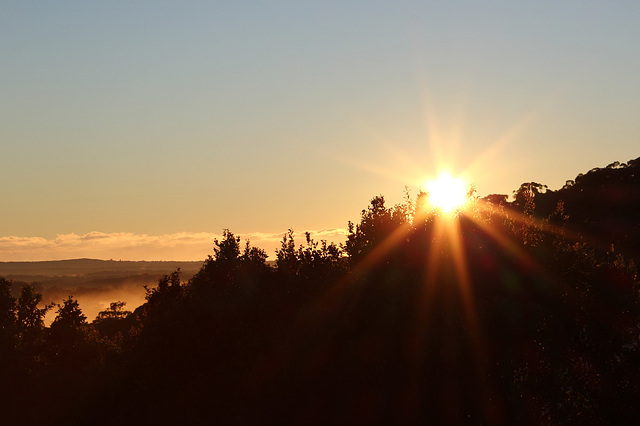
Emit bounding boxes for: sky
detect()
[1,1,639,261]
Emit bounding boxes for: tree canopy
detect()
[1,156,640,425]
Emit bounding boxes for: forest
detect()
[1,157,640,425]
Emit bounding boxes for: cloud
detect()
[0,228,349,261]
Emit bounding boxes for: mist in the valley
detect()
[0,259,203,325]
[39,277,150,326]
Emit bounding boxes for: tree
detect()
[276,229,299,276]
[49,296,91,361]
[0,277,17,366]
[95,301,132,321]
[512,182,547,213]
[242,240,268,267]
[192,229,244,288]
[346,195,393,261]
[483,193,508,205]
[295,232,345,282]
[145,270,183,308]
[239,240,270,283]
[51,296,86,329]
[0,277,16,332]
[213,229,241,263]
[190,231,274,318]
[16,283,51,334]
[93,300,133,340]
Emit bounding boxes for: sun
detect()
[424,172,469,213]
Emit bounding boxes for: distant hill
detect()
[0,258,204,325]
[0,258,203,278]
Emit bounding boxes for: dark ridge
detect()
[0,258,204,277]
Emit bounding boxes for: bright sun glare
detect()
[425,172,468,213]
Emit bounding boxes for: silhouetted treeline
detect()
[1,157,640,425]
[504,157,640,261]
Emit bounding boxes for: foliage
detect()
[0,276,16,332]
[16,283,52,335]
[95,300,131,321]
[51,295,87,329]
[345,195,410,262]
[2,156,640,424]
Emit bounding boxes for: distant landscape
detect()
[0,259,203,324]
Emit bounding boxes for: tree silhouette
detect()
[91,300,134,342]
[95,300,131,321]
[0,276,18,409]
[346,195,409,263]
[2,157,640,425]
[275,228,298,276]
[16,283,52,337]
[51,296,86,329]
[0,277,16,335]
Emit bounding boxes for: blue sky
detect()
[1,1,639,259]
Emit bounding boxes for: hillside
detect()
[491,156,640,262]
